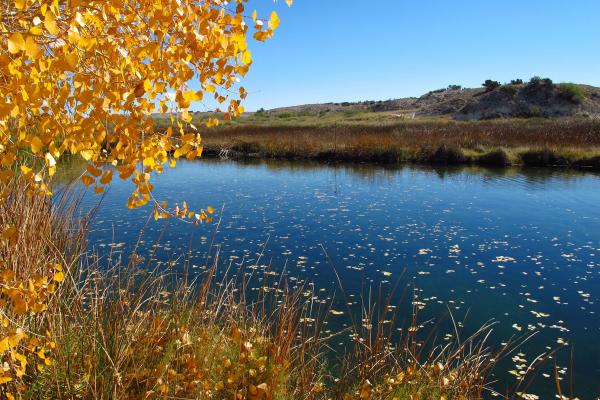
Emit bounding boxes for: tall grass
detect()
[1,179,547,399]
[197,118,600,169]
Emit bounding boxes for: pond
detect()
[72,159,600,398]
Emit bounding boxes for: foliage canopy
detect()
[0,0,289,393]
[1,0,287,210]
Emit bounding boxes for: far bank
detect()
[190,117,600,170]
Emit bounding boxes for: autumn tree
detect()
[0,0,289,392]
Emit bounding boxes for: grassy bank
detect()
[169,114,600,169]
[0,179,549,399]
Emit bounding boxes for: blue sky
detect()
[212,0,600,111]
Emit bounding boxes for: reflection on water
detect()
[64,159,600,398]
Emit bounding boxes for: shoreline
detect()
[201,144,600,171]
[191,117,600,171]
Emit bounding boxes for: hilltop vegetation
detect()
[254,77,600,120]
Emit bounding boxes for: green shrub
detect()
[528,76,554,88]
[482,80,501,92]
[558,83,586,104]
[525,105,543,118]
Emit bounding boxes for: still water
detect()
[75,159,600,398]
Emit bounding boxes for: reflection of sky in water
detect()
[72,160,600,398]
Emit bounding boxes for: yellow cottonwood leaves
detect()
[0,265,61,388]
[0,0,288,211]
[0,0,291,394]
[140,322,280,400]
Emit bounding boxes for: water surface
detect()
[74,159,600,398]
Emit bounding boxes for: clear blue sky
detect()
[213,0,600,111]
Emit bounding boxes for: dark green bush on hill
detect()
[528,76,554,88]
[510,79,524,85]
[482,79,501,92]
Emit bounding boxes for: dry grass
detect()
[1,179,549,399]
[192,117,600,169]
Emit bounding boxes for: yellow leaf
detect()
[0,376,13,384]
[86,165,102,177]
[143,157,156,168]
[0,338,9,354]
[81,175,94,187]
[8,33,25,54]
[79,150,93,161]
[8,329,24,347]
[183,90,202,102]
[269,11,280,30]
[25,35,41,58]
[30,136,43,153]
[100,169,113,185]
[44,12,59,35]
[53,270,65,282]
[241,50,252,65]
[65,52,79,70]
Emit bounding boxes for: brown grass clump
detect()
[0,178,90,396]
[31,258,325,399]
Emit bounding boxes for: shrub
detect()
[529,76,543,86]
[521,149,565,167]
[529,76,553,88]
[429,88,446,94]
[447,84,462,91]
[427,145,467,164]
[477,149,510,166]
[558,83,586,104]
[510,79,524,85]
[482,80,501,92]
[525,105,543,118]
[499,84,519,95]
[542,78,554,86]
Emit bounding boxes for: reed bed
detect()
[196,117,600,169]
